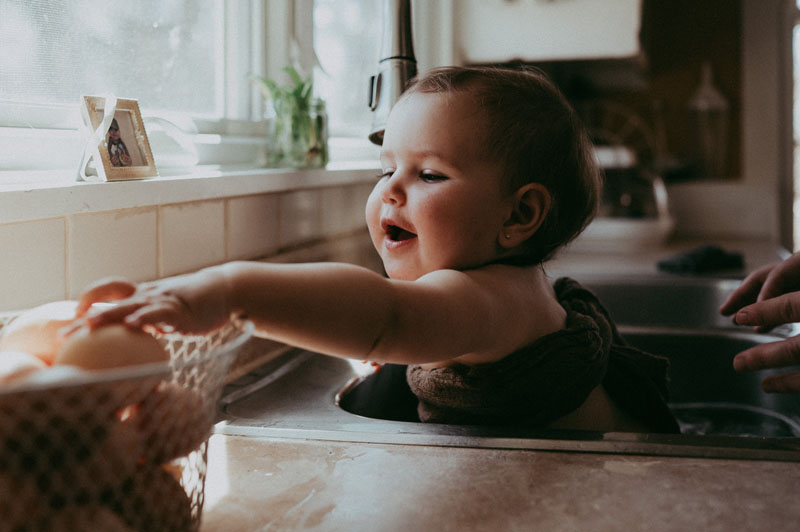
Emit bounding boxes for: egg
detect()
[128,382,211,464]
[110,464,194,532]
[0,386,141,488]
[55,324,169,370]
[0,472,45,530]
[0,300,79,365]
[38,505,134,532]
[13,364,88,387]
[0,350,47,384]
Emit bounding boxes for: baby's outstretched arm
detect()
[73,261,543,366]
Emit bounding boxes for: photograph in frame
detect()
[81,96,158,181]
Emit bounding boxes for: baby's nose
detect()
[381,175,405,205]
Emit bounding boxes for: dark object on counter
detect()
[657,245,744,274]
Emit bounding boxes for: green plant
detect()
[249,66,313,116]
[249,66,326,167]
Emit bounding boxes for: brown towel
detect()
[407,277,680,433]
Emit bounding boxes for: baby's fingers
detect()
[58,299,145,339]
[76,277,137,316]
[124,303,201,334]
[733,336,800,372]
[84,300,149,329]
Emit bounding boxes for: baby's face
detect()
[366,91,512,281]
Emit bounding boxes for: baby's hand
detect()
[70,268,233,336]
[75,277,138,317]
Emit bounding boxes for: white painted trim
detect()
[0,163,379,224]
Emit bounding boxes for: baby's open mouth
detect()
[386,225,417,242]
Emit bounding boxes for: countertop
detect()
[547,237,787,279]
[201,434,800,532]
[200,238,797,531]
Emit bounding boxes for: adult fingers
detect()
[732,335,800,372]
[761,371,800,393]
[732,292,800,330]
[757,253,800,303]
[719,264,772,316]
[75,277,137,316]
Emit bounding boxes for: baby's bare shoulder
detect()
[417,265,555,305]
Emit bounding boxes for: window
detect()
[0,0,282,176]
[794,0,800,249]
[313,0,380,139]
[0,1,222,118]
[0,0,444,180]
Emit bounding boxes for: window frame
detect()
[788,0,799,250]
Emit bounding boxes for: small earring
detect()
[504,233,511,240]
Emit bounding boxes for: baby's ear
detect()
[498,183,551,248]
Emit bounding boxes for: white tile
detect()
[68,208,158,297]
[227,194,280,260]
[320,185,370,237]
[279,190,321,248]
[0,219,66,311]
[160,200,226,277]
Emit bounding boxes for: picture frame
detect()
[80,96,158,181]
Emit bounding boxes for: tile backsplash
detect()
[0,182,377,312]
[0,218,67,311]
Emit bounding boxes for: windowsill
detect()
[0,161,379,224]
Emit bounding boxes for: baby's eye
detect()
[377,169,394,180]
[420,171,447,183]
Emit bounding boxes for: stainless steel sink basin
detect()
[216,274,800,461]
[582,274,798,334]
[337,326,800,438]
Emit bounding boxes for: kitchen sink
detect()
[216,274,800,461]
[338,327,800,438]
[582,274,797,334]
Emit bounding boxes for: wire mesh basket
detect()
[0,312,253,532]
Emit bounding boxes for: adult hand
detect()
[719,253,800,330]
[729,336,800,393]
[719,254,800,393]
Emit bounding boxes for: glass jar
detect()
[307,98,329,168]
[687,63,729,178]
[266,96,328,169]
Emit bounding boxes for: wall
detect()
[453,0,642,63]
[0,171,379,313]
[668,0,786,244]
[443,0,790,245]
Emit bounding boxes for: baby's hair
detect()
[403,66,602,265]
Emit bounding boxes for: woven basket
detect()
[0,313,252,532]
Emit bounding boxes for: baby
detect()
[74,66,678,433]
